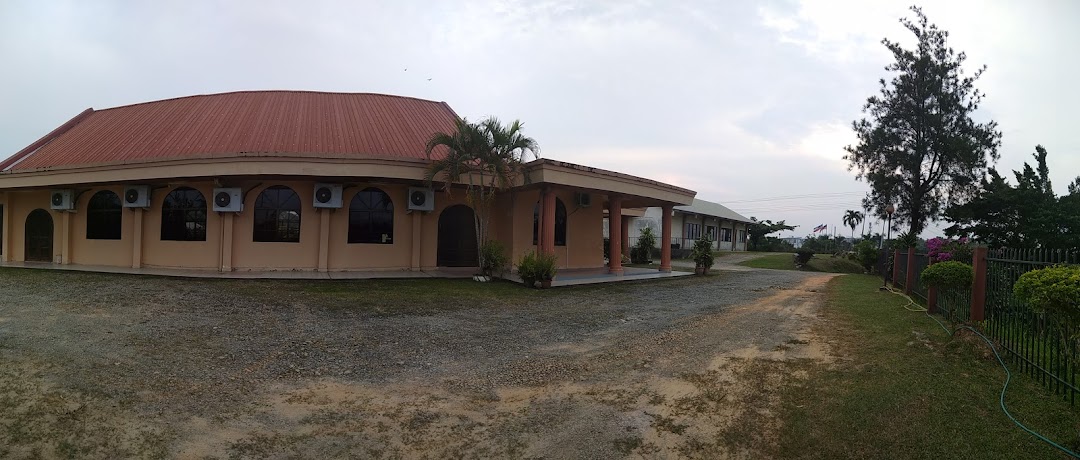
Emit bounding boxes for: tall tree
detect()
[845,6,1001,237]
[426,117,539,269]
[945,145,1078,248]
[746,218,796,251]
[842,210,864,241]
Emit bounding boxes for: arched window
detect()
[532,198,567,246]
[161,187,207,241]
[86,190,122,240]
[253,185,301,242]
[349,187,394,244]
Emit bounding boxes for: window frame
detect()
[684,222,701,240]
[161,186,208,242]
[86,190,122,240]
[348,187,395,244]
[721,227,733,242]
[253,185,302,243]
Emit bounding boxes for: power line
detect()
[723,191,866,204]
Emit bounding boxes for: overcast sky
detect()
[2,0,1078,238]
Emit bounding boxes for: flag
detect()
[813,224,827,232]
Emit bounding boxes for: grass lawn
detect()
[739,252,865,274]
[776,274,1080,459]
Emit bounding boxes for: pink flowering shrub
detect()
[927,237,971,262]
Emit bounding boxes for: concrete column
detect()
[220,213,234,272]
[542,187,556,255]
[411,210,422,271]
[620,215,631,257]
[608,196,623,274]
[660,204,673,273]
[970,246,988,322]
[317,209,331,272]
[131,208,143,269]
[61,211,71,265]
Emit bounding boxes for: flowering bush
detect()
[926,237,972,262]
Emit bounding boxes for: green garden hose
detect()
[884,288,1080,458]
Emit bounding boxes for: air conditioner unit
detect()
[313,183,343,208]
[122,185,151,208]
[407,187,434,212]
[50,189,74,211]
[575,192,592,208]
[212,187,243,212]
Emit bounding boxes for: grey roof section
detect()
[674,198,753,224]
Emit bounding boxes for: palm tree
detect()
[843,210,865,243]
[425,117,539,272]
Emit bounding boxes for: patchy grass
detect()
[775,274,1080,459]
[739,253,864,274]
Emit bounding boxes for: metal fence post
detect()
[926,254,937,313]
[905,247,916,295]
[970,246,988,322]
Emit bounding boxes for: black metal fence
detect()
[891,246,1079,403]
[981,248,1079,404]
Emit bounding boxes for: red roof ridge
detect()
[94,90,451,113]
[0,108,95,171]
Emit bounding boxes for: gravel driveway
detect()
[0,263,834,459]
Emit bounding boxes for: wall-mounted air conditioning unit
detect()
[123,185,151,208]
[575,192,592,208]
[212,187,243,212]
[313,183,343,208]
[50,189,75,211]
[407,187,434,212]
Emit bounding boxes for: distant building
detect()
[606,198,753,252]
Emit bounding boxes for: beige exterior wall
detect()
[142,182,223,270]
[0,179,615,273]
[70,186,135,267]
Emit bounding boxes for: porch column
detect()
[131,208,143,269]
[608,196,623,274]
[620,215,631,257]
[660,204,673,272]
[221,213,234,272]
[317,209,331,272]
[542,187,556,255]
[410,210,422,271]
[61,211,71,264]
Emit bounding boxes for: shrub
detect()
[926,237,972,262]
[516,251,540,287]
[1013,265,1080,323]
[920,261,973,291]
[631,227,656,264]
[794,250,814,267]
[691,235,715,272]
[535,252,558,281]
[480,240,509,277]
[891,231,918,250]
[854,239,879,273]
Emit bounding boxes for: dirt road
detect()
[0,264,835,458]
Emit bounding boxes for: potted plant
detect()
[631,227,657,264]
[516,251,540,287]
[690,235,715,275]
[479,240,509,281]
[536,251,558,288]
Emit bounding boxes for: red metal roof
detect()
[0,91,460,172]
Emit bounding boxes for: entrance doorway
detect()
[24,209,53,262]
[437,205,478,267]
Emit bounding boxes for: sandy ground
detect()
[0,263,836,459]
